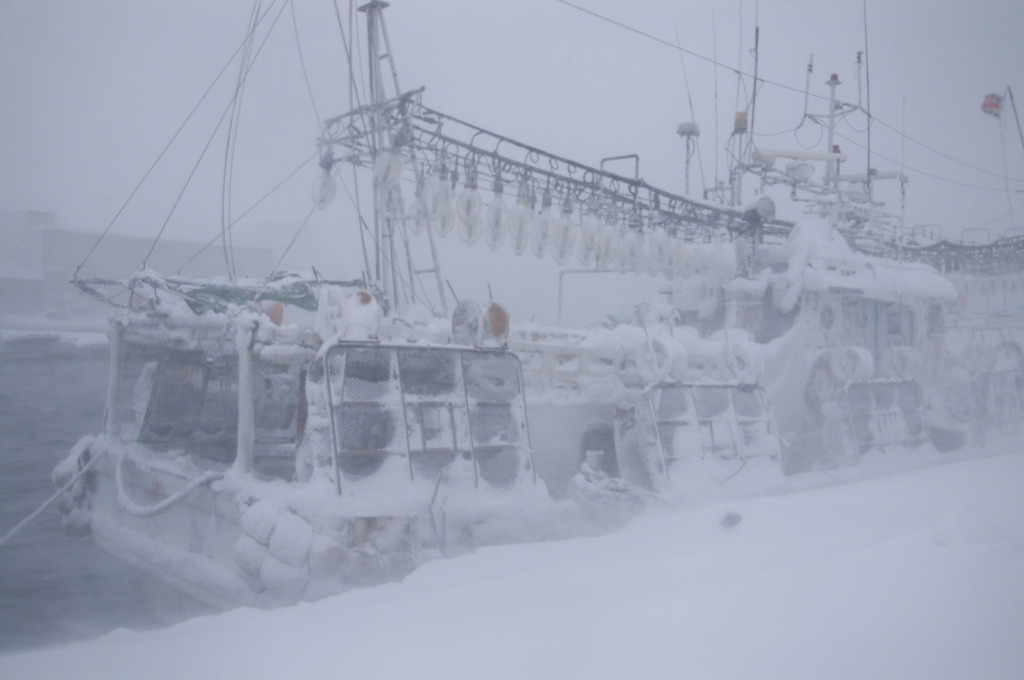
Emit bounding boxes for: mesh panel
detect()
[463,353,522,403]
[307,345,530,488]
[399,349,468,483]
[463,352,527,488]
[334,347,396,481]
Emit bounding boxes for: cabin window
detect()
[137,350,239,464]
[884,304,915,348]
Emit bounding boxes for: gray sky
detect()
[2,0,1022,321]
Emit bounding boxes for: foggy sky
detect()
[1,0,1022,322]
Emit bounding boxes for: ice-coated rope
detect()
[114,451,224,519]
[0,437,105,548]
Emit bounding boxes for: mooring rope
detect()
[0,438,105,548]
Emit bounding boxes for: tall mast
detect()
[359,1,398,310]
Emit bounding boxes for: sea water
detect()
[0,341,210,653]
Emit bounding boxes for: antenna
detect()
[802,54,813,119]
[862,0,873,203]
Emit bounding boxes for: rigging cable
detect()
[1000,93,1018,230]
[862,0,873,202]
[551,0,1024,187]
[176,151,318,274]
[221,0,264,280]
[142,0,290,268]
[74,0,283,278]
[832,129,1016,193]
[290,0,325,130]
[334,0,372,278]
[673,24,707,195]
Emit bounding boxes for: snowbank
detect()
[3,446,1021,680]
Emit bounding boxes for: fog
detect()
[2,0,1023,323]
[1,1,1023,674]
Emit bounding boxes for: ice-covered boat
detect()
[713,70,1024,466]
[52,2,785,606]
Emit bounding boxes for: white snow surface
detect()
[4,445,1023,679]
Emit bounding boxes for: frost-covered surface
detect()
[0,329,109,356]
[5,444,1021,679]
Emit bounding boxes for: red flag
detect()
[981,93,1002,118]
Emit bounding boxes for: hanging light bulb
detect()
[374,150,403,189]
[576,195,601,266]
[311,168,337,209]
[485,175,507,251]
[648,229,673,278]
[409,178,429,235]
[531,187,554,259]
[594,204,618,270]
[430,165,455,237]
[551,194,576,265]
[615,229,641,272]
[456,162,483,245]
[507,177,534,256]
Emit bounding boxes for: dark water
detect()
[0,341,209,654]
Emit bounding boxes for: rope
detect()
[552,0,1024,187]
[114,450,223,519]
[251,203,318,303]
[831,129,1014,193]
[76,18,263,277]
[220,0,265,280]
[142,0,289,268]
[290,0,325,132]
[0,437,105,548]
[176,151,318,275]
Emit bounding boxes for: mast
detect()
[825,72,840,189]
[360,1,391,307]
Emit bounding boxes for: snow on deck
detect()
[3,444,1021,680]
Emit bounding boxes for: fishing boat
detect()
[51,1,788,607]
[52,2,1016,611]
